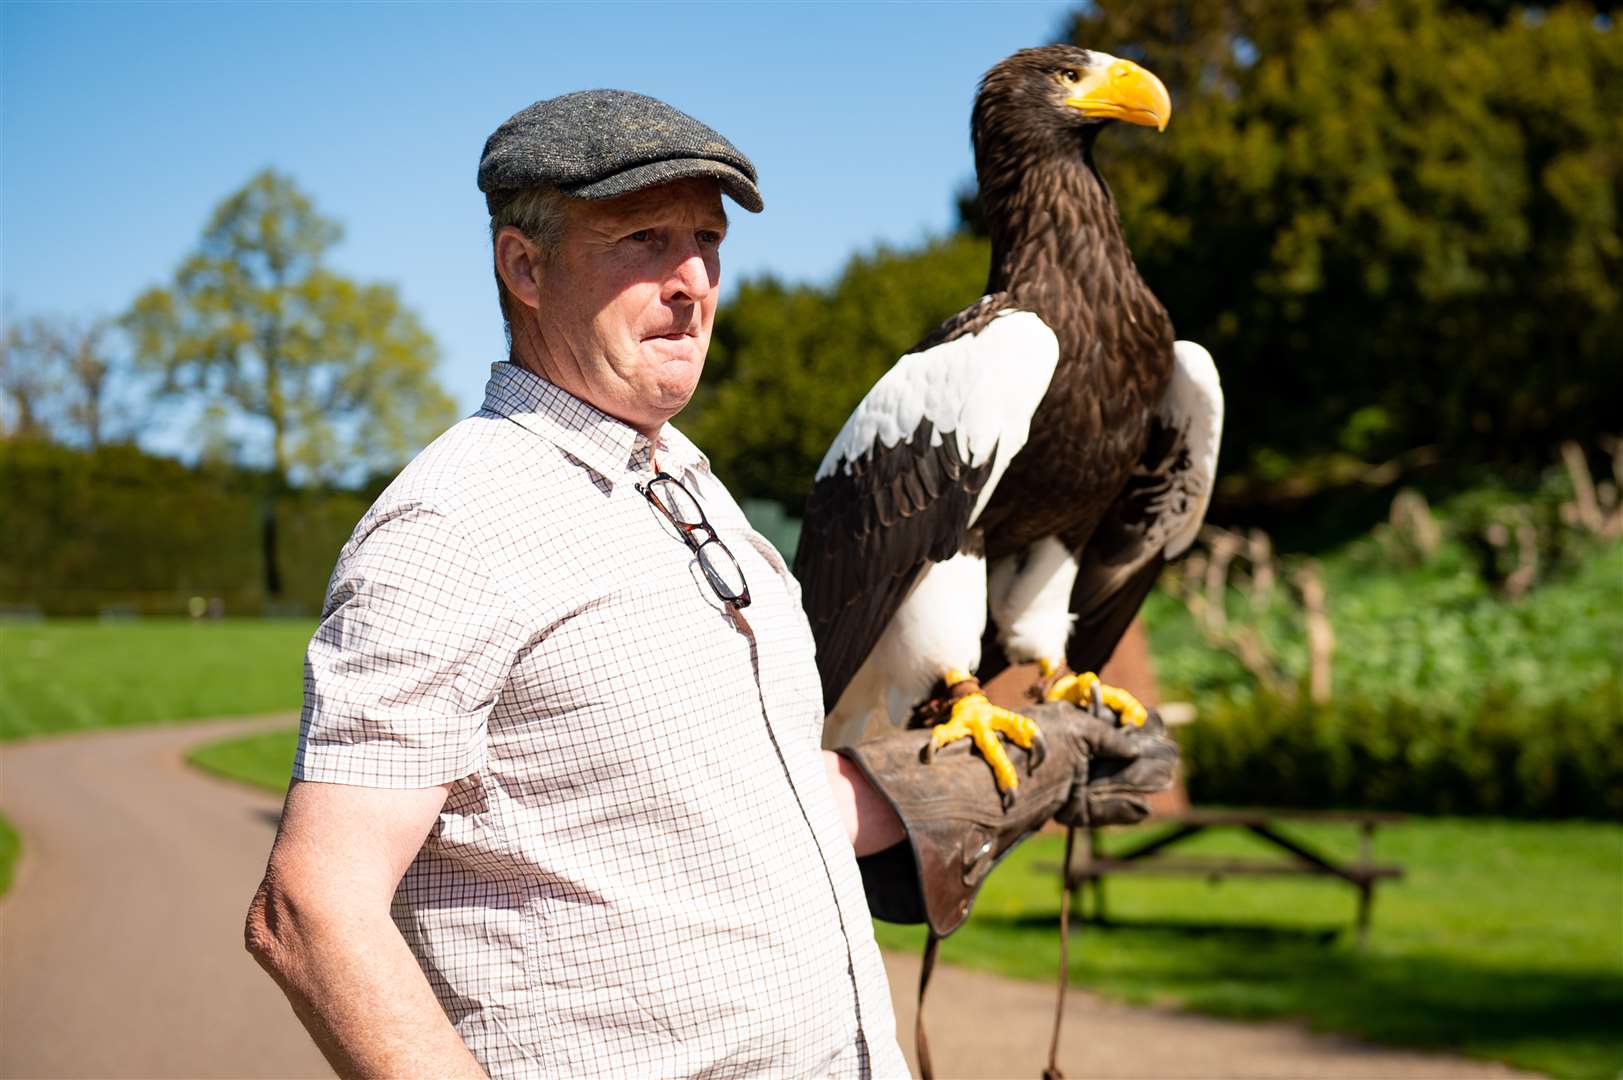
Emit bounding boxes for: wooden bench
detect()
[1059,809,1406,946]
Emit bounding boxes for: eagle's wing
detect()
[794,304,1060,710]
[1066,340,1224,676]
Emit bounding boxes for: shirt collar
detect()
[481,362,709,485]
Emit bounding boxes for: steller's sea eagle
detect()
[794,45,1223,803]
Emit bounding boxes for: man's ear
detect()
[494,227,545,313]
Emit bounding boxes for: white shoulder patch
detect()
[813,308,1060,515]
[1160,340,1224,558]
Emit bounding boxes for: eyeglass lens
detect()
[652,478,705,527]
[696,538,748,599]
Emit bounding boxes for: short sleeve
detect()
[293,502,527,788]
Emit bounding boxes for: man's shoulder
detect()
[380,410,561,513]
[346,411,565,550]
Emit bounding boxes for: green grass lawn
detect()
[0,618,314,739]
[873,817,1623,1080]
[188,725,300,792]
[0,813,19,898]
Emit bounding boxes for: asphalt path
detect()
[0,717,1538,1079]
[1,715,333,1079]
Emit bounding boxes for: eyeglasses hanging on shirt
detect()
[636,472,752,610]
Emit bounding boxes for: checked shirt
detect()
[293,361,907,1078]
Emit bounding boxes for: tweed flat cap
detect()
[478,89,762,215]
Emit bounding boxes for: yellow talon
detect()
[928,691,1043,802]
[1043,667,1149,726]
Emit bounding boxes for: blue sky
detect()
[3,0,1078,444]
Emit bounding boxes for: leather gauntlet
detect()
[838,702,1178,937]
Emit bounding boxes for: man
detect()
[245,89,1168,1080]
[245,90,914,1078]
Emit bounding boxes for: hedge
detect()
[0,439,372,617]
[1180,684,1623,820]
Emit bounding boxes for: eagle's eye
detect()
[1059,67,1081,84]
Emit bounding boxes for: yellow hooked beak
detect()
[1065,58,1171,132]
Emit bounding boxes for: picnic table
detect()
[1061,808,1407,946]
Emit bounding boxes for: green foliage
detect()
[123,168,459,487]
[1147,495,1623,712]
[685,235,990,509]
[872,818,1623,1080]
[1179,685,1623,818]
[0,439,371,615]
[0,813,18,899]
[1061,0,1623,485]
[0,618,313,740]
[1142,471,1623,817]
[187,726,299,793]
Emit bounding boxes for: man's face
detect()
[522,177,727,435]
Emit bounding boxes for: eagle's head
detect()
[973,44,1171,158]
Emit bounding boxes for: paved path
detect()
[1,718,1539,1079]
[1,715,332,1079]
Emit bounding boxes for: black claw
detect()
[1000,785,1017,812]
[921,741,936,764]
[1089,681,1107,720]
[1029,731,1047,773]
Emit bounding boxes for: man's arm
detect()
[823,750,905,856]
[245,780,488,1079]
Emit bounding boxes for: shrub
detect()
[1180,684,1623,819]
[0,439,370,616]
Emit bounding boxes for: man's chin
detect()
[641,368,703,424]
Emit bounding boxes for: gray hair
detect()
[490,185,575,348]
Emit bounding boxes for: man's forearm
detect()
[247,876,487,1079]
[823,750,905,856]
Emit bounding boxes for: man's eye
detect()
[628,229,654,242]
[697,230,723,246]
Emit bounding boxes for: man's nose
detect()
[664,241,715,302]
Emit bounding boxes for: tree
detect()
[0,314,59,440]
[124,169,458,600]
[55,316,116,448]
[1057,0,1623,491]
[124,169,458,489]
[1,311,142,448]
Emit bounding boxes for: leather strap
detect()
[1042,825,1078,1080]
[915,830,1076,1080]
[916,931,941,1080]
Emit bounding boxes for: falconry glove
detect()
[838,699,1178,938]
[839,700,1177,1080]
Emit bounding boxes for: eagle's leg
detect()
[1035,658,1149,726]
[925,669,1047,809]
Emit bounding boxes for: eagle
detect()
[794,45,1223,803]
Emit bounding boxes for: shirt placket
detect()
[630,429,872,1067]
[720,565,872,1068]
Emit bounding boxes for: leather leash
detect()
[912,826,1078,1080]
[915,677,1102,1079]
[1042,825,1078,1080]
[915,931,941,1079]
